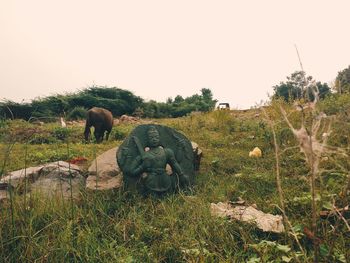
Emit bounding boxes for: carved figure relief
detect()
[117,125,195,194]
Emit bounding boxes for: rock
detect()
[120,115,139,123]
[165,141,202,173]
[86,147,122,190]
[86,176,122,191]
[191,141,203,171]
[117,124,195,194]
[88,147,120,177]
[0,166,44,188]
[210,202,284,233]
[0,161,85,199]
[31,162,84,199]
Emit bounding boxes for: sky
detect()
[1,0,350,109]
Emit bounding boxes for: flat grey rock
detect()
[86,147,122,190]
[0,161,84,199]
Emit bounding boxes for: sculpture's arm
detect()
[125,136,148,177]
[133,136,146,158]
[128,155,145,177]
[165,148,190,185]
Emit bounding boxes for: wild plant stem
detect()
[66,141,76,255]
[327,173,350,261]
[24,142,28,223]
[306,117,320,262]
[294,47,320,261]
[3,142,16,240]
[94,145,98,190]
[262,108,306,261]
[0,142,15,179]
[310,157,319,262]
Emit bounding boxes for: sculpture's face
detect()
[148,129,160,147]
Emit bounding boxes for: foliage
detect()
[112,126,130,141]
[31,95,69,119]
[52,127,72,141]
[141,88,217,118]
[248,240,297,262]
[335,65,350,94]
[0,100,33,120]
[273,71,330,102]
[66,106,87,120]
[69,86,144,116]
[0,87,217,121]
[0,87,144,121]
[318,93,350,115]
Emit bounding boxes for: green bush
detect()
[0,119,8,129]
[67,106,87,120]
[112,127,128,140]
[29,133,58,144]
[52,127,71,141]
[318,93,350,115]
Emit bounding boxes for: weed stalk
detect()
[262,107,306,262]
[66,141,77,257]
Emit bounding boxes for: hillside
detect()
[0,97,349,262]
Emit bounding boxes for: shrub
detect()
[67,107,87,120]
[52,127,71,141]
[113,127,128,140]
[318,93,350,115]
[29,133,58,144]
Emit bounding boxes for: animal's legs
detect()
[84,124,91,141]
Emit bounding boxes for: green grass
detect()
[0,100,350,262]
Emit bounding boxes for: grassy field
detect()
[0,99,349,262]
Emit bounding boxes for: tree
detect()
[166,97,173,104]
[307,82,331,101]
[0,100,33,120]
[273,71,330,102]
[174,95,184,104]
[200,88,217,111]
[335,65,350,94]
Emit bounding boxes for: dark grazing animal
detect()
[84,107,113,143]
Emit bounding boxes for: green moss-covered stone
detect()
[116,124,195,194]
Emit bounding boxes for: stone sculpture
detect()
[117,124,195,194]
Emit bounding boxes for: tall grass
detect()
[0,105,349,262]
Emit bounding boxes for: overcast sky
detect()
[1,0,350,109]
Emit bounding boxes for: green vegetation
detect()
[272,71,331,102]
[142,88,217,118]
[0,87,217,120]
[1,93,349,262]
[335,65,350,94]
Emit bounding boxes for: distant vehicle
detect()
[217,103,230,110]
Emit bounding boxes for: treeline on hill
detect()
[0,87,217,121]
[272,70,331,101]
[271,66,350,111]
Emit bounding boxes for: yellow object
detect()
[249,147,262,158]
